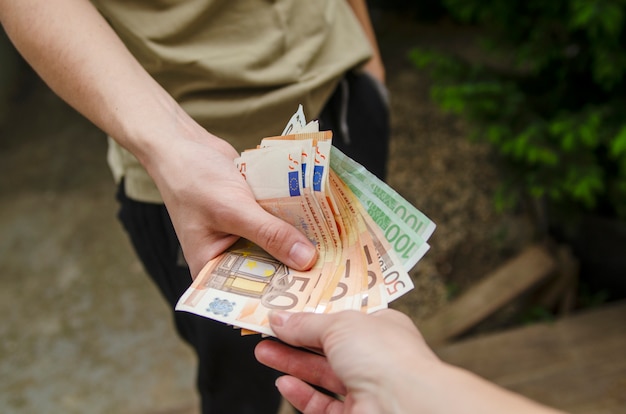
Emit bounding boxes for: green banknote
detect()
[330,147,435,271]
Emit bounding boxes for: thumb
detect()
[268,310,329,350]
[268,310,366,350]
[241,207,318,271]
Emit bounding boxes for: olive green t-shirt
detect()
[91,0,372,202]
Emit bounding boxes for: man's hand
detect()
[255,309,439,413]
[144,120,318,277]
[256,309,567,414]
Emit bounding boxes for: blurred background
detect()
[2,1,625,413]
[1,25,198,414]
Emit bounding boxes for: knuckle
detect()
[256,221,290,254]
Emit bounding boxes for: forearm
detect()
[0,0,216,173]
[391,362,566,414]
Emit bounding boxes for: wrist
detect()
[112,85,231,186]
[377,357,448,413]
[411,363,565,414]
[112,84,186,166]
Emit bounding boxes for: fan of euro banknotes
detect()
[175,105,436,336]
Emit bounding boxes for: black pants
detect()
[318,71,389,181]
[116,71,389,414]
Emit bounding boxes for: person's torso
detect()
[92,0,371,201]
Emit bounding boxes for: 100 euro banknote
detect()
[330,147,435,271]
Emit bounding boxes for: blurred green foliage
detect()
[410,0,626,221]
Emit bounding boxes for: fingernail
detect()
[275,376,285,389]
[289,242,317,269]
[269,310,292,328]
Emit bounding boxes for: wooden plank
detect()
[420,244,557,345]
[435,301,626,414]
[533,246,579,315]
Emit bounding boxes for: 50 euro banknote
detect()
[175,239,323,336]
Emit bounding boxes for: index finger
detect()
[255,340,346,396]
